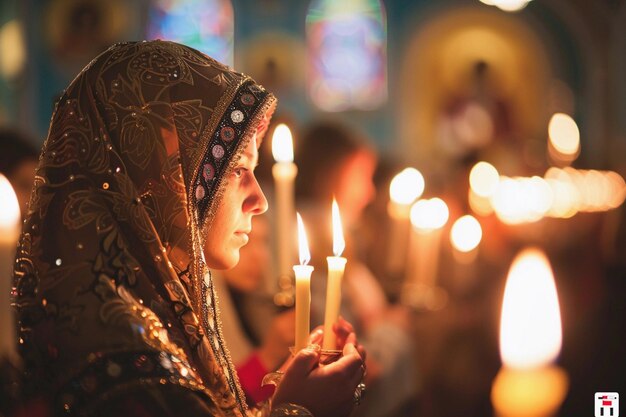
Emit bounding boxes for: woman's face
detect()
[222,215,271,292]
[204,134,268,269]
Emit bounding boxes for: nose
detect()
[245,176,268,215]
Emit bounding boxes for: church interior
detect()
[0,1,624,416]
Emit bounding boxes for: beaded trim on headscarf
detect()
[192,79,273,229]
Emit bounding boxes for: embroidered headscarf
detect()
[13,40,276,416]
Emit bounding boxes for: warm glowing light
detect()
[491,177,527,224]
[450,215,482,252]
[0,174,20,230]
[492,177,551,224]
[296,212,311,265]
[469,162,499,198]
[548,113,580,158]
[389,168,425,205]
[272,124,294,163]
[500,248,562,369]
[606,171,626,209]
[468,189,494,216]
[480,0,533,12]
[545,178,580,218]
[331,198,345,256]
[410,198,449,231]
[0,20,26,79]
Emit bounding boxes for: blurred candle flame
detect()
[469,161,499,198]
[450,215,482,252]
[410,198,449,231]
[296,212,311,265]
[0,174,20,229]
[548,113,580,160]
[500,248,562,369]
[389,167,425,205]
[332,198,345,256]
[272,124,294,163]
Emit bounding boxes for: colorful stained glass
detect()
[306,0,387,111]
[147,0,234,67]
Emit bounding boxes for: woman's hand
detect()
[272,329,366,417]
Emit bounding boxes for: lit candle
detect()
[403,198,449,310]
[450,214,482,264]
[386,168,424,275]
[0,174,21,363]
[272,124,297,291]
[322,199,347,350]
[491,248,568,417]
[293,213,313,352]
[406,198,448,286]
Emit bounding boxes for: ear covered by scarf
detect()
[13,40,276,416]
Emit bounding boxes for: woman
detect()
[12,41,364,417]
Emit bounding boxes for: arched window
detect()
[306,0,387,111]
[147,0,234,67]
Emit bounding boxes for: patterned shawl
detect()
[12,40,276,416]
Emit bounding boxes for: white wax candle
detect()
[272,125,297,283]
[406,198,448,288]
[0,174,21,363]
[293,264,313,352]
[322,256,346,350]
[294,213,313,352]
[386,168,424,275]
[322,200,346,350]
[408,228,442,288]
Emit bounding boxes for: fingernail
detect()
[305,343,321,353]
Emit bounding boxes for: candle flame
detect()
[548,113,580,159]
[332,198,345,256]
[389,167,425,205]
[296,212,311,265]
[469,162,499,198]
[450,215,482,252]
[500,248,562,369]
[410,198,449,231]
[0,174,20,229]
[272,123,294,163]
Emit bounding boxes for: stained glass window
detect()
[147,0,234,67]
[306,0,387,111]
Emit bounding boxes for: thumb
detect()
[284,344,320,380]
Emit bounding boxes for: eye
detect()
[233,167,245,178]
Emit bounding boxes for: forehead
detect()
[240,134,259,160]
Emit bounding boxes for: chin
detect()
[205,251,240,270]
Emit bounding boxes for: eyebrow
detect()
[240,149,259,166]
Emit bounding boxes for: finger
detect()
[337,316,355,333]
[333,319,355,347]
[356,344,367,363]
[284,344,320,379]
[308,328,323,345]
[325,343,362,376]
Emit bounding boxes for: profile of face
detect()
[203,134,268,270]
[222,215,271,293]
[335,149,377,226]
